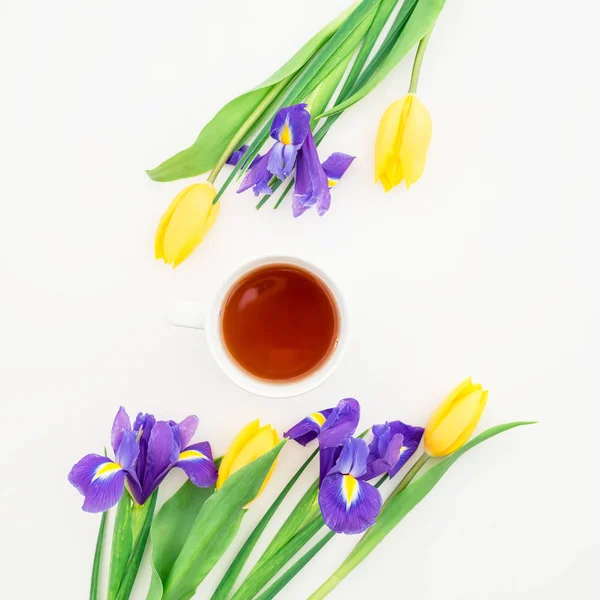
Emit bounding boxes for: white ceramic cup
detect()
[166,256,349,398]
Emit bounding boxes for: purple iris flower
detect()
[363,421,424,481]
[283,408,335,446]
[284,398,360,483]
[318,437,383,535]
[267,104,311,180]
[68,407,218,513]
[237,104,310,195]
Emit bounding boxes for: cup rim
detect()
[204,255,349,398]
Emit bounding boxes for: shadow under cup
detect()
[219,263,341,385]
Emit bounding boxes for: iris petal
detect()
[322,153,355,186]
[319,472,382,534]
[115,430,140,472]
[238,150,274,196]
[68,454,125,513]
[270,104,310,146]
[292,131,331,217]
[176,442,218,488]
[319,399,360,449]
[141,421,179,501]
[332,437,369,478]
[177,415,199,449]
[111,406,131,455]
[284,408,334,447]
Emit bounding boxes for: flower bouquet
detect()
[150,0,446,267]
[69,379,534,599]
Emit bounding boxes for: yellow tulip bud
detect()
[374,94,432,192]
[217,419,280,502]
[424,378,488,457]
[154,182,220,267]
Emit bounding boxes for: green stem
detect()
[89,511,108,600]
[408,30,432,94]
[207,76,292,184]
[387,452,430,502]
[114,492,158,600]
[211,448,319,600]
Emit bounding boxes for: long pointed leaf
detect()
[89,511,108,600]
[211,449,318,600]
[108,492,134,600]
[160,442,286,600]
[146,479,218,600]
[114,492,158,600]
[319,0,446,117]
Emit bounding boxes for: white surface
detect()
[0,1,596,599]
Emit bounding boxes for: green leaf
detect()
[231,517,325,600]
[160,442,286,600]
[89,511,108,600]
[255,530,335,600]
[146,480,218,600]
[256,480,319,567]
[211,449,318,600]
[108,492,134,600]
[146,4,358,182]
[115,492,158,600]
[306,52,354,130]
[308,422,536,600]
[319,0,446,117]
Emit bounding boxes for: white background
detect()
[0,0,596,598]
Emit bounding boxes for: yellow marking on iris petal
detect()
[179,449,207,462]
[399,445,408,454]
[281,123,292,145]
[342,475,359,509]
[94,462,122,480]
[309,412,326,427]
[328,179,338,188]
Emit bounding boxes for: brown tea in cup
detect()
[220,264,339,382]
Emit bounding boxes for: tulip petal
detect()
[229,425,277,475]
[399,95,432,188]
[374,97,406,185]
[425,377,475,440]
[319,473,382,534]
[217,419,260,490]
[154,186,189,260]
[444,390,488,455]
[160,183,219,267]
[426,389,485,456]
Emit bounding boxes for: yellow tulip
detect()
[154,182,220,267]
[217,419,280,501]
[374,94,432,192]
[424,377,488,457]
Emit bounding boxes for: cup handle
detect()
[166,301,208,330]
